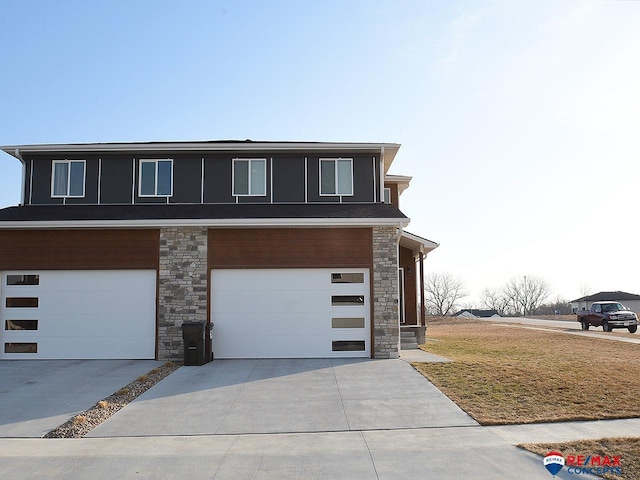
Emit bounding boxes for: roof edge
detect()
[1,140,400,158]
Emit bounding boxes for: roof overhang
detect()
[400,230,439,256]
[385,174,412,196]
[1,140,400,162]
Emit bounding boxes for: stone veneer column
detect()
[372,225,400,359]
[157,227,208,361]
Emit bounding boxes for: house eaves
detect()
[400,230,439,255]
[1,140,400,167]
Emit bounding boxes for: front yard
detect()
[412,317,640,480]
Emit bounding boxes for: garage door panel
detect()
[214,313,330,336]
[39,292,155,315]
[34,334,155,360]
[37,313,153,337]
[212,268,370,359]
[213,291,330,315]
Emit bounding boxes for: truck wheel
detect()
[629,325,638,334]
[602,321,610,332]
[581,320,589,331]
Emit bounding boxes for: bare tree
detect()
[480,287,510,316]
[579,283,593,298]
[424,273,467,316]
[536,296,572,315]
[502,276,551,316]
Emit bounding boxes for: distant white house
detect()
[454,309,501,319]
[570,291,640,314]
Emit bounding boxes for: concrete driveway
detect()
[88,358,478,437]
[0,360,163,438]
[1,358,607,479]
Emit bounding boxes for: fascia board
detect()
[0,217,410,229]
[1,142,401,158]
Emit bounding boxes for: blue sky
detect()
[1,0,639,304]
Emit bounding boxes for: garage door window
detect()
[332,340,365,352]
[5,320,38,330]
[331,295,364,306]
[4,343,37,354]
[331,273,364,283]
[6,274,40,286]
[5,298,39,308]
[331,318,365,328]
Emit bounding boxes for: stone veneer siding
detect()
[157,227,209,361]
[372,225,400,359]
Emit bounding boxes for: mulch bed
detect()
[44,361,181,438]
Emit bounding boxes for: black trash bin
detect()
[181,321,206,366]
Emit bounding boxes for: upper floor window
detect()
[233,159,266,196]
[51,160,85,197]
[139,159,173,197]
[320,158,353,196]
[383,188,391,204]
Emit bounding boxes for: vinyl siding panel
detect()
[98,156,134,204]
[272,156,306,202]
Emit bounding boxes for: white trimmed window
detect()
[233,159,266,196]
[51,160,86,197]
[320,158,353,196]
[139,159,173,197]
[383,188,391,204]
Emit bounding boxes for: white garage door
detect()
[211,268,370,358]
[0,270,156,359]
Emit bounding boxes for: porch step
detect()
[400,330,419,350]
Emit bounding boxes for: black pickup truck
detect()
[577,301,638,333]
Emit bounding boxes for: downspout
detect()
[379,147,385,203]
[15,148,26,206]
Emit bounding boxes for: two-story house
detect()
[0,141,437,361]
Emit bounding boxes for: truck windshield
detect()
[601,303,625,312]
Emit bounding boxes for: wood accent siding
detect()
[209,228,372,268]
[400,246,417,325]
[0,229,159,270]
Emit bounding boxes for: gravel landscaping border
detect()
[44,361,181,438]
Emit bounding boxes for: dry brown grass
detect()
[415,320,640,425]
[416,317,640,479]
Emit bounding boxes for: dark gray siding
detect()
[100,156,134,204]
[203,156,232,203]
[29,157,62,205]
[170,156,202,204]
[19,149,379,206]
[23,159,32,205]
[272,156,305,202]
